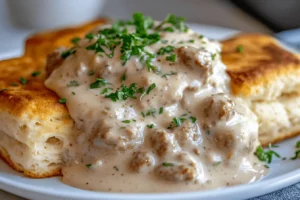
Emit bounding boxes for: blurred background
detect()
[0,0,299,55]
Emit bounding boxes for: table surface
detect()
[0,0,281,199]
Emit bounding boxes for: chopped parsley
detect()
[61,49,76,59]
[189,116,197,123]
[105,83,137,102]
[173,116,185,127]
[31,71,40,77]
[162,162,174,167]
[122,120,131,123]
[67,80,79,87]
[291,150,300,160]
[254,145,280,163]
[72,92,76,95]
[141,108,156,117]
[236,44,244,53]
[161,71,177,79]
[100,88,113,94]
[264,165,270,169]
[199,35,204,39]
[188,39,195,43]
[211,53,217,61]
[159,107,164,114]
[296,141,300,148]
[19,77,27,85]
[85,164,92,168]
[166,54,177,62]
[157,45,174,55]
[58,98,67,104]
[85,33,94,40]
[71,37,80,44]
[121,73,126,82]
[155,14,188,32]
[207,130,211,135]
[90,78,109,89]
[140,83,156,99]
[147,124,154,128]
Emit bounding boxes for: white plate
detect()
[1,24,300,200]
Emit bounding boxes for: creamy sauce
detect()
[45,20,266,192]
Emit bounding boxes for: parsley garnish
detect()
[157,45,174,55]
[58,98,67,104]
[100,88,113,94]
[31,71,40,77]
[199,35,204,39]
[155,14,188,32]
[85,33,94,40]
[166,54,177,62]
[147,124,154,128]
[90,78,109,89]
[254,145,280,163]
[296,141,300,148]
[141,108,156,117]
[173,117,185,127]
[291,150,300,160]
[71,37,80,44]
[161,71,177,79]
[61,49,76,59]
[237,44,244,53]
[264,165,270,169]
[140,83,156,99]
[159,107,164,114]
[211,53,217,61]
[188,39,195,43]
[105,83,137,102]
[122,120,131,123]
[72,92,76,95]
[67,80,79,87]
[19,77,27,85]
[86,164,92,168]
[189,116,197,123]
[162,162,174,167]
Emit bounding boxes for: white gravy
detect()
[45,21,266,192]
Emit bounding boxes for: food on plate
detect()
[1,13,297,192]
[0,19,105,177]
[44,13,266,192]
[222,34,300,146]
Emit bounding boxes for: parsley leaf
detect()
[90,78,109,89]
[159,107,164,114]
[88,70,95,76]
[155,14,188,32]
[61,49,76,59]
[157,45,174,55]
[105,83,137,102]
[166,54,177,62]
[58,98,67,104]
[19,77,27,85]
[189,116,197,123]
[254,145,280,163]
[296,141,300,148]
[162,162,174,167]
[173,117,185,127]
[122,120,131,123]
[291,150,300,160]
[31,71,40,77]
[86,164,92,168]
[237,44,244,53]
[161,71,177,79]
[147,124,154,128]
[121,73,126,82]
[71,37,81,44]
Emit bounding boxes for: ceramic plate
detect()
[1,23,300,200]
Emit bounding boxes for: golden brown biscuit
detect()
[222,34,300,146]
[0,19,106,178]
